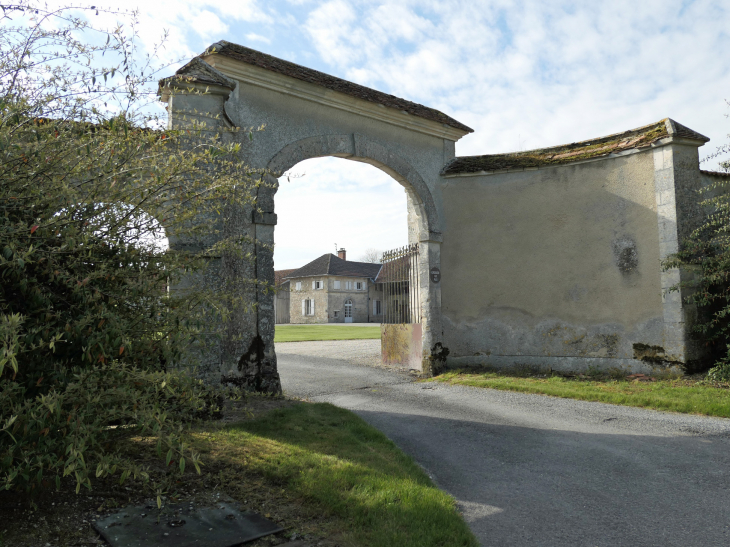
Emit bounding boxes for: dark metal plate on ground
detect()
[92,500,284,547]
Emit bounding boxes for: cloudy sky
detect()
[73,0,730,269]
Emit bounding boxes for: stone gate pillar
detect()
[419,236,445,374]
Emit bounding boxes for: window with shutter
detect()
[296,281,301,291]
[311,299,315,315]
[301,300,306,315]
[334,280,340,290]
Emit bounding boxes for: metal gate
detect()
[378,243,423,370]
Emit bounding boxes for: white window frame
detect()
[345,281,352,290]
[356,281,363,290]
[334,280,341,290]
[344,299,353,318]
[302,298,314,316]
[295,281,301,291]
[314,279,323,290]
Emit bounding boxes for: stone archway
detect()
[161,42,472,392]
[258,134,445,371]
[266,134,441,241]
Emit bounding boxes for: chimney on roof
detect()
[337,248,346,261]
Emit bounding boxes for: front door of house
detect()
[344,299,353,323]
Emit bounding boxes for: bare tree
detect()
[359,248,382,263]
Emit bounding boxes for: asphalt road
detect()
[276,340,730,547]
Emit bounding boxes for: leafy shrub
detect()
[663,125,730,374]
[0,360,230,499]
[0,2,264,496]
[706,358,730,382]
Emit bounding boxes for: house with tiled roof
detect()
[275,248,384,324]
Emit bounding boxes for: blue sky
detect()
[74,0,730,269]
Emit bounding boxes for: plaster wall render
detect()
[441,147,685,373]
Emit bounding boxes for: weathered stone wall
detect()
[274,281,290,324]
[327,277,371,322]
[369,283,384,323]
[202,55,451,367]
[289,277,330,324]
[164,49,711,387]
[440,142,704,373]
[164,57,450,389]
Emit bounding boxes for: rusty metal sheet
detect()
[381,323,423,371]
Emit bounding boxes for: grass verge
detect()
[275,324,381,343]
[195,402,477,547]
[0,398,476,547]
[431,369,730,418]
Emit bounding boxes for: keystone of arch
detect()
[266,134,442,240]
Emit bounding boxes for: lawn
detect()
[275,324,381,342]
[430,369,730,418]
[193,402,477,547]
[0,399,477,547]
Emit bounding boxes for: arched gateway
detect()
[162,41,715,393]
[161,41,472,392]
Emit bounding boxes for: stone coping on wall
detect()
[199,41,473,135]
[442,118,709,177]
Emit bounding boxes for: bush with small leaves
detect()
[1,1,265,497]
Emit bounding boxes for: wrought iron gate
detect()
[380,243,421,324]
[378,243,423,370]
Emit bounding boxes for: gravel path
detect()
[277,340,730,547]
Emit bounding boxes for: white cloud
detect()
[299,0,730,163]
[245,33,271,44]
[69,0,273,60]
[51,0,730,265]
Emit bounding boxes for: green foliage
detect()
[0,360,225,495]
[663,157,730,372]
[0,2,263,495]
[706,360,730,382]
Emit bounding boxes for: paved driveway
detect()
[276,340,730,547]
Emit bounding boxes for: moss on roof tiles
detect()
[701,170,730,178]
[160,57,236,91]
[204,41,473,134]
[442,119,708,176]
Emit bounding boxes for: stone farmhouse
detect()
[275,249,384,324]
